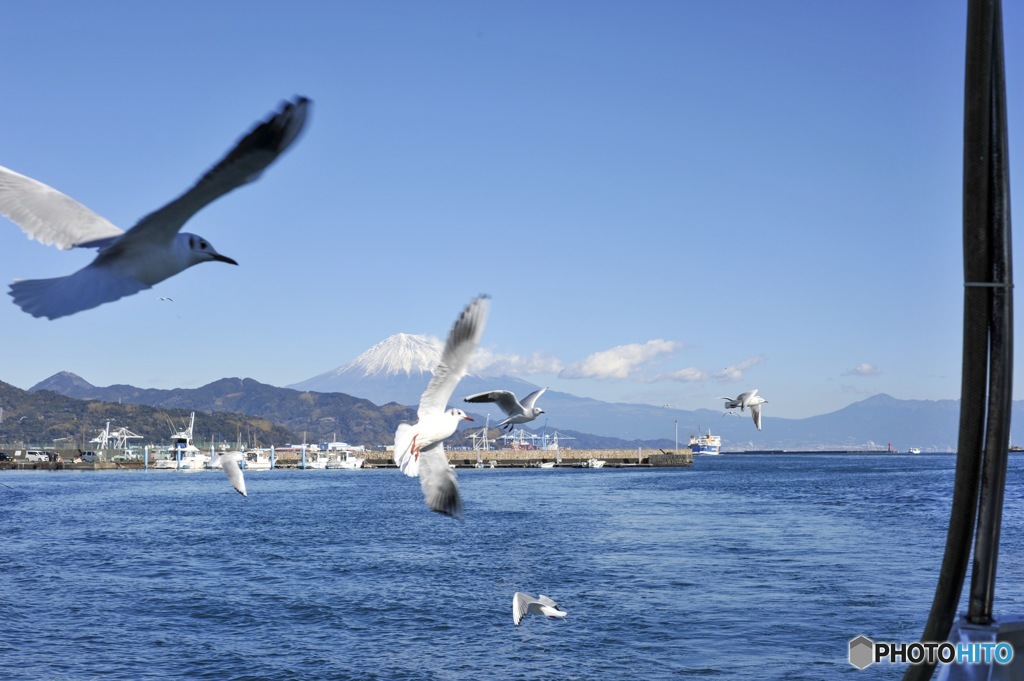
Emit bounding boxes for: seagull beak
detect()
[213,254,239,265]
[463,415,474,421]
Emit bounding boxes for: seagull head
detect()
[183,233,238,266]
[446,408,474,421]
[531,408,545,418]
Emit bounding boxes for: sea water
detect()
[1,454,1022,680]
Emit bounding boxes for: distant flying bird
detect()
[0,96,311,319]
[393,295,490,517]
[158,297,173,302]
[512,592,568,626]
[720,389,768,431]
[463,387,547,431]
[209,450,247,496]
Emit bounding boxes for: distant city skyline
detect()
[0,2,1021,419]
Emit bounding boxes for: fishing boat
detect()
[150,412,210,470]
[325,451,365,469]
[299,450,330,469]
[243,448,275,470]
[689,429,721,456]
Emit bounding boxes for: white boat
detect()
[325,451,365,469]
[578,458,605,468]
[689,429,722,455]
[320,440,365,469]
[299,449,330,469]
[243,448,274,470]
[537,461,556,469]
[150,412,210,470]
[908,447,922,455]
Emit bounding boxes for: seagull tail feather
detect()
[9,267,149,320]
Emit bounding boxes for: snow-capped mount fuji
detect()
[343,333,442,378]
[288,333,538,407]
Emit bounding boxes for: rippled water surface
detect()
[2,454,1023,679]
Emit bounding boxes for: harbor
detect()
[0,446,693,471]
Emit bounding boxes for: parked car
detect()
[24,451,49,462]
[0,452,12,461]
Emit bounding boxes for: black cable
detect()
[902,0,1009,678]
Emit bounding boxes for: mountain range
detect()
[286,333,986,451]
[0,378,296,450]
[13,332,1024,451]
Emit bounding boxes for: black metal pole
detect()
[903,0,1010,678]
[967,0,1013,625]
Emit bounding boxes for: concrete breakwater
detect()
[364,448,694,468]
[0,447,693,470]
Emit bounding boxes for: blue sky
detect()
[0,1,1021,419]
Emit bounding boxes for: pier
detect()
[0,447,693,470]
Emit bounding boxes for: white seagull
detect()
[394,295,490,517]
[720,389,768,430]
[512,592,568,626]
[209,450,247,497]
[463,387,547,431]
[0,96,310,319]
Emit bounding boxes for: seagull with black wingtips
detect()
[0,96,310,319]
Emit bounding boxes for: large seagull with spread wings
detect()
[0,96,310,319]
[393,295,490,517]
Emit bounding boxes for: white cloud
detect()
[471,348,563,376]
[715,355,767,382]
[844,362,882,376]
[560,339,682,380]
[659,367,710,382]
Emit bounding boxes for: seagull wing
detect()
[736,389,757,410]
[418,296,490,417]
[219,452,248,496]
[463,389,520,415]
[114,97,310,249]
[0,165,124,249]
[513,592,535,626]
[536,595,559,608]
[417,441,461,517]
[9,264,150,320]
[750,403,763,431]
[393,422,419,478]
[520,387,548,410]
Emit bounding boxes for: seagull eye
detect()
[199,240,209,250]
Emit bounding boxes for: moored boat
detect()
[243,448,275,470]
[150,412,210,470]
[689,429,721,455]
[325,451,365,469]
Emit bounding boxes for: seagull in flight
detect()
[209,450,247,497]
[463,387,547,431]
[720,389,768,430]
[0,96,310,319]
[512,592,568,626]
[394,296,490,517]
